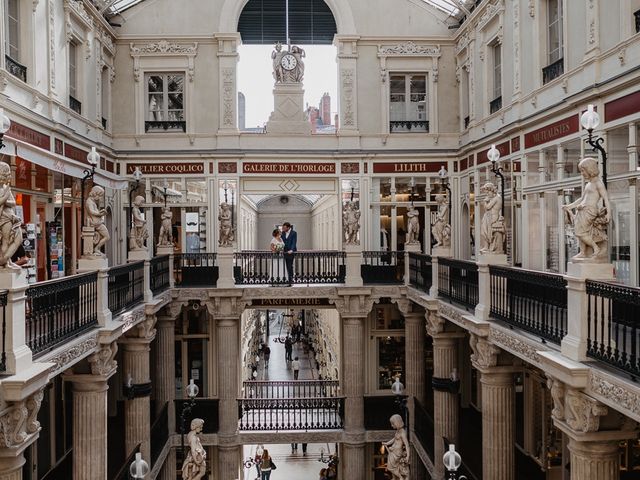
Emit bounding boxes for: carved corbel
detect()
[425,309,445,336]
[136,314,157,341]
[565,389,608,433]
[469,333,500,369]
[546,377,565,421]
[88,341,118,377]
[25,390,44,434]
[0,402,28,448]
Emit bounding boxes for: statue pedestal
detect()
[78,256,108,272]
[128,250,150,262]
[217,246,235,289]
[156,245,174,256]
[344,244,363,287]
[477,253,507,265]
[566,261,614,279]
[432,247,451,258]
[81,226,96,257]
[0,269,31,373]
[265,83,311,135]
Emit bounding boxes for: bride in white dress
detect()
[269,228,286,283]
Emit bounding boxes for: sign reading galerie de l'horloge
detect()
[242,162,336,174]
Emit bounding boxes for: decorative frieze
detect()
[589,372,640,421]
[488,329,542,365]
[47,334,99,374]
[378,41,441,57]
[222,68,235,127]
[129,40,198,56]
[476,0,504,31]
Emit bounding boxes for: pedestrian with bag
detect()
[253,444,264,480]
[292,357,301,380]
[260,449,276,479]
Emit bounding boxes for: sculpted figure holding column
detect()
[385,414,410,480]
[432,193,451,248]
[271,42,285,83]
[343,201,360,245]
[157,206,173,246]
[0,162,23,269]
[130,195,148,250]
[479,183,503,254]
[182,418,206,480]
[86,185,110,256]
[218,202,234,247]
[406,206,420,244]
[562,157,610,261]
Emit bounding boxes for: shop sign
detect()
[478,140,510,164]
[126,163,205,175]
[7,122,50,150]
[372,162,443,173]
[64,144,89,164]
[605,90,640,123]
[242,162,336,174]
[250,298,332,307]
[524,115,579,148]
[511,136,521,152]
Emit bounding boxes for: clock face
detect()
[281,54,298,71]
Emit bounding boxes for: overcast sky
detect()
[237,45,338,128]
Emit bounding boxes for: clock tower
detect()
[266,43,312,135]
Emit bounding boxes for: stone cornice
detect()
[588,369,640,424]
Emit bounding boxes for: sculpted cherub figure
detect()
[218,202,234,247]
[385,414,410,480]
[130,195,148,250]
[343,201,360,245]
[86,185,110,255]
[432,193,451,248]
[0,163,23,269]
[157,206,173,246]
[182,418,206,480]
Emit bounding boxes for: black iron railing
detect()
[489,96,502,114]
[174,398,219,433]
[26,272,98,357]
[234,251,345,285]
[144,120,187,133]
[151,402,169,467]
[464,116,470,129]
[0,290,7,372]
[489,266,567,344]
[438,258,478,310]
[101,117,107,129]
[389,120,429,133]
[362,251,404,284]
[174,253,218,287]
[5,55,27,82]
[414,399,434,459]
[150,255,170,296]
[41,448,72,480]
[363,396,406,430]
[586,280,640,378]
[238,397,344,431]
[408,252,432,293]
[108,261,144,315]
[113,444,140,480]
[542,58,564,84]
[242,380,340,399]
[69,95,82,115]
[635,9,640,33]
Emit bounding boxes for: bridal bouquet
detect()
[274,243,284,253]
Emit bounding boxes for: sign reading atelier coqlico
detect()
[242,162,336,174]
[126,163,204,175]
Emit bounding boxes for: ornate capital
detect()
[565,389,608,433]
[331,294,375,318]
[546,378,565,422]
[425,309,445,336]
[469,334,500,369]
[0,384,46,449]
[89,342,118,377]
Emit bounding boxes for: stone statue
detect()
[86,185,110,256]
[562,157,611,261]
[130,195,148,251]
[406,206,420,244]
[343,201,360,245]
[291,45,305,82]
[385,414,410,480]
[271,42,285,83]
[0,162,23,270]
[479,183,504,254]
[432,193,451,248]
[157,206,173,246]
[218,202,234,247]
[182,418,206,480]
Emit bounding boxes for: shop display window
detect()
[377,336,405,390]
[609,180,631,285]
[608,126,631,175]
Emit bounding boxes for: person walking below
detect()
[292,357,301,380]
[263,345,271,368]
[254,445,264,480]
[260,449,275,480]
[284,336,293,362]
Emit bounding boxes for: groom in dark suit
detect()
[281,222,297,285]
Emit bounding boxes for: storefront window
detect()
[377,336,405,390]
[608,126,630,175]
[186,180,206,203]
[527,193,542,270]
[395,177,426,202]
[175,307,209,399]
[151,179,182,204]
[545,193,559,273]
[562,187,580,269]
[341,179,360,205]
[544,148,558,183]
[525,154,540,186]
[563,139,581,178]
[609,179,631,284]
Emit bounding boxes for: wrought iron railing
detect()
[489,96,502,114]
[362,251,403,284]
[108,261,144,315]
[542,58,564,84]
[238,396,344,431]
[41,448,72,480]
[26,272,98,357]
[408,252,432,293]
[150,402,169,467]
[150,255,170,296]
[242,380,340,399]
[464,116,470,129]
[438,258,478,310]
[234,251,345,285]
[69,95,82,115]
[5,55,27,82]
[363,395,407,430]
[0,290,8,372]
[389,120,429,133]
[174,398,219,433]
[489,266,567,344]
[144,120,187,132]
[414,399,434,459]
[174,253,218,287]
[586,280,640,378]
[101,117,108,129]
[635,9,640,33]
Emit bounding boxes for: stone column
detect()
[154,313,176,477]
[218,446,241,480]
[158,449,176,480]
[68,342,118,480]
[122,316,157,462]
[405,309,426,480]
[568,438,619,479]
[0,456,25,480]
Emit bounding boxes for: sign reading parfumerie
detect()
[243,162,336,174]
[251,298,331,307]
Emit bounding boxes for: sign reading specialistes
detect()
[243,162,336,174]
[126,163,204,175]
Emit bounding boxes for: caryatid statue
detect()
[343,201,360,245]
[182,418,206,480]
[86,185,110,256]
[563,157,611,261]
[130,195,148,251]
[157,206,173,246]
[385,414,410,480]
[218,202,234,247]
[432,193,451,248]
[479,182,505,255]
[0,162,23,270]
[406,205,420,244]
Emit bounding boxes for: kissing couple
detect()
[269,222,297,286]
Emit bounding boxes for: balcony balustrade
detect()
[389,120,429,133]
[174,253,218,287]
[408,252,432,293]
[150,255,170,296]
[238,396,344,431]
[542,58,564,84]
[144,120,187,132]
[489,96,502,114]
[69,95,82,115]
[243,380,340,399]
[5,55,27,82]
[234,251,345,285]
[414,399,434,459]
[150,402,169,467]
[108,261,145,315]
[438,258,479,310]
[362,251,404,284]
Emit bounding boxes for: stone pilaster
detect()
[216,317,239,437]
[568,438,619,480]
[218,445,241,480]
[68,342,118,480]
[342,316,365,433]
[154,315,176,418]
[122,316,157,462]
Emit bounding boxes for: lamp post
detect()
[580,104,608,186]
[391,376,409,431]
[443,444,467,480]
[438,166,452,224]
[274,311,294,343]
[129,452,150,479]
[486,144,505,216]
[162,178,168,207]
[349,180,357,202]
[0,109,10,150]
[180,379,200,461]
[80,147,100,227]
[128,167,143,250]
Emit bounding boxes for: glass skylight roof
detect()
[104,0,146,15]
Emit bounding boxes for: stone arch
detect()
[218,0,356,36]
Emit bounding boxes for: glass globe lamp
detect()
[129,452,149,479]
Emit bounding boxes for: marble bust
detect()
[182,418,206,480]
[385,414,410,480]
